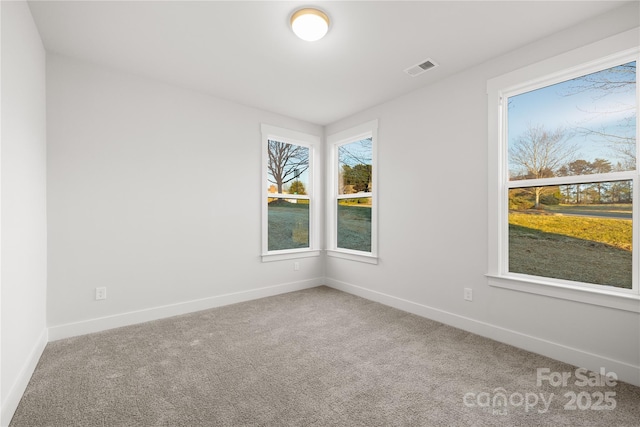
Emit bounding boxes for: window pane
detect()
[337,198,371,252]
[268,198,309,251]
[338,138,373,195]
[508,181,632,288]
[508,61,637,180]
[267,140,309,195]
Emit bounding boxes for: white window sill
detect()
[262,250,321,263]
[486,274,640,313]
[326,250,378,265]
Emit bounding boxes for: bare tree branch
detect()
[562,61,636,167]
[267,140,309,194]
[510,124,577,208]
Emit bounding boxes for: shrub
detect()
[509,195,534,210]
[540,192,560,205]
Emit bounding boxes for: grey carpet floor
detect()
[10,286,640,426]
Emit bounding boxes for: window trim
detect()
[487,28,640,312]
[261,124,321,262]
[327,119,379,264]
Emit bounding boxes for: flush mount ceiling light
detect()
[290,8,330,42]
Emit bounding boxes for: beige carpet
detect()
[10,286,640,426]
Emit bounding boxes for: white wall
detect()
[325,3,640,386]
[1,1,49,424]
[46,54,324,338]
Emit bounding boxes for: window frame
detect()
[261,124,321,262]
[487,29,640,313]
[327,120,379,264]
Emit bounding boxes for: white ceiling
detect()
[28,1,632,125]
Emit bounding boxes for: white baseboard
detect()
[48,278,324,341]
[1,328,48,427]
[325,277,640,388]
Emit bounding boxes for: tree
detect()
[342,164,372,193]
[591,158,613,174]
[288,180,306,195]
[567,62,635,95]
[563,62,636,168]
[558,158,617,204]
[591,158,613,203]
[338,138,373,194]
[567,160,593,204]
[610,180,632,203]
[509,124,577,208]
[267,140,308,194]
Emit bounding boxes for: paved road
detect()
[551,209,631,220]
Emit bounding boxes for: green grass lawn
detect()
[268,201,309,251]
[268,200,372,252]
[509,212,632,288]
[509,212,632,251]
[337,204,371,252]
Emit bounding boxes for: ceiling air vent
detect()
[404,59,438,77]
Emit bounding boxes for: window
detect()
[487,30,640,311]
[261,124,320,262]
[327,120,378,263]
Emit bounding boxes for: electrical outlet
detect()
[95,287,107,300]
[294,262,300,271]
[464,288,473,301]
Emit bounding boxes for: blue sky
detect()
[338,138,373,168]
[508,61,636,174]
